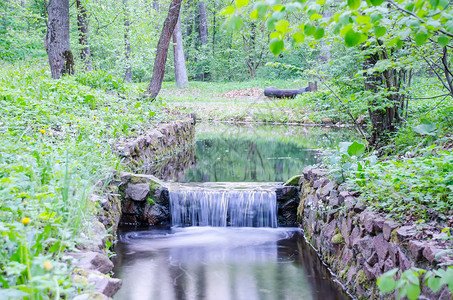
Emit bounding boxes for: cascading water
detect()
[169,184,278,228]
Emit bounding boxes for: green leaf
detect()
[412,123,437,136]
[377,276,396,293]
[427,277,443,293]
[347,142,366,157]
[415,32,428,45]
[235,0,249,9]
[406,284,421,300]
[275,19,290,33]
[370,0,385,5]
[347,0,361,9]
[344,29,361,47]
[356,15,371,24]
[430,0,439,8]
[270,38,284,55]
[374,26,386,37]
[222,6,235,15]
[304,23,316,36]
[227,15,243,31]
[292,32,305,43]
[314,27,325,39]
[438,35,449,47]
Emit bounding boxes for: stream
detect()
[113,123,359,300]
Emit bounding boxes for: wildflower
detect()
[93,116,97,120]
[24,201,28,206]
[39,129,45,135]
[48,132,53,136]
[97,144,100,148]
[21,217,30,225]
[76,120,79,123]
[26,147,30,151]
[43,260,52,271]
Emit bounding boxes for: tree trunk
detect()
[123,0,132,82]
[147,0,183,99]
[76,0,92,71]
[45,0,74,79]
[173,16,189,88]
[198,1,208,45]
[153,0,159,11]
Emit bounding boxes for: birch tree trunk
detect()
[45,0,74,79]
[173,16,189,88]
[198,1,208,45]
[147,0,183,99]
[123,0,132,82]
[76,0,92,71]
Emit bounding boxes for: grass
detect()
[0,63,171,298]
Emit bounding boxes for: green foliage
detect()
[378,267,453,299]
[0,64,167,298]
[75,70,126,93]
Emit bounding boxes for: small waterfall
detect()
[169,185,278,228]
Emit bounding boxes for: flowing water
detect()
[113,123,359,300]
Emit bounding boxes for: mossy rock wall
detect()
[297,166,452,299]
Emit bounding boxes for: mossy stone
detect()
[284,175,302,186]
[332,233,344,244]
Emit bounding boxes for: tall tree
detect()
[147,0,183,98]
[123,0,132,82]
[173,16,189,88]
[76,0,92,71]
[198,1,208,45]
[45,0,74,79]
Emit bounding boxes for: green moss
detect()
[334,227,340,234]
[284,175,302,186]
[146,197,155,205]
[390,228,399,243]
[356,269,369,288]
[331,233,344,244]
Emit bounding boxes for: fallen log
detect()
[264,81,317,98]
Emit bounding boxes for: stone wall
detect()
[295,166,452,299]
[115,118,195,170]
[71,118,196,299]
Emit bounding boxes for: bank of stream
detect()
[111,122,361,299]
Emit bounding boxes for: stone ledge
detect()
[297,167,453,299]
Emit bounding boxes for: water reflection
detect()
[113,227,349,300]
[178,123,360,182]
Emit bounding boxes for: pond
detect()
[113,123,360,300]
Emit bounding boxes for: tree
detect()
[76,0,92,71]
[173,16,189,88]
[147,0,183,99]
[227,0,453,146]
[45,0,74,79]
[199,1,208,45]
[123,0,132,82]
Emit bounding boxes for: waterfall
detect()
[169,186,278,228]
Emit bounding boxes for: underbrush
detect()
[0,63,169,298]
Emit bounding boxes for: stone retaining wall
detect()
[295,166,452,299]
[71,118,196,299]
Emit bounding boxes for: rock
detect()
[383,220,399,241]
[399,249,412,271]
[87,271,122,297]
[408,240,425,261]
[423,244,443,262]
[275,186,298,202]
[303,166,315,180]
[310,168,327,185]
[125,183,150,201]
[383,258,395,272]
[396,226,417,242]
[70,252,114,274]
[350,227,361,247]
[357,236,375,260]
[342,248,354,265]
[388,242,400,263]
[367,252,379,266]
[284,175,302,186]
[363,262,381,280]
[363,212,376,234]
[356,114,367,125]
[373,217,385,233]
[353,200,366,213]
[322,117,333,124]
[373,234,390,262]
[344,196,357,209]
[281,199,299,225]
[313,178,328,189]
[319,181,335,200]
[145,204,169,225]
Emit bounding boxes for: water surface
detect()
[113,227,349,300]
